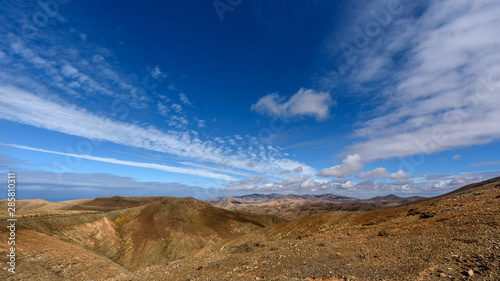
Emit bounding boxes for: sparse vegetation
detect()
[420,211,436,218]
[407,207,421,216]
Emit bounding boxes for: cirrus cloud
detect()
[329,0,500,162]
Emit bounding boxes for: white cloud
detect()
[171,103,183,113]
[355,167,408,180]
[340,180,354,189]
[452,155,462,161]
[318,154,363,178]
[179,93,191,105]
[328,0,500,162]
[68,81,81,88]
[196,119,206,128]
[0,85,315,178]
[61,64,79,77]
[4,143,238,181]
[222,168,499,196]
[157,102,169,116]
[3,31,150,104]
[167,115,188,128]
[252,88,335,121]
[150,65,166,80]
[223,175,322,193]
[92,54,105,64]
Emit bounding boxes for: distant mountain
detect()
[203,193,426,219]
[109,177,500,281]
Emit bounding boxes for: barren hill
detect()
[105,177,500,281]
[0,196,286,279]
[1,178,498,280]
[204,193,425,219]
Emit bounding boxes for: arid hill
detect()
[1,178,498,280]
[204,193,425,219]
[0,198,95,219]
[104,177,500,281]
[0,196,286,280]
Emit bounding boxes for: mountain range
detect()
[0,177,499,280]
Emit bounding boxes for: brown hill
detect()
[0,196,286,279]
[0,198,97,221]
[90,197,286,270]
[0,199,90,214]
[66,196,166,212]
[105,177,500,280]
[204,193,425,219]
[0,229,127,281]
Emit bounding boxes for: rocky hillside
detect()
[105,177,500,280]
[0,196,287,279]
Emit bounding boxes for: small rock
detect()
[439,273,446,278]
[467,269,474,276]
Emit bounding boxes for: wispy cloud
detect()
[252,88,335,121]
[322,0,500,162]
[0,85,314,178]
[355,167,407,180]
[469,160,500,167]
[179,93,192,105]
[3,144,238,181]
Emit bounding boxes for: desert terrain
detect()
[203,193,426,219]
[0,177,499,280]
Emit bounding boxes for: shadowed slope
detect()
[109,197,286,269]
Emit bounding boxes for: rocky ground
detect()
[104,179,500,281]
[0,178,498,280]
[0,230,127,281]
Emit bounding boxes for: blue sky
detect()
[1,0,500,201]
